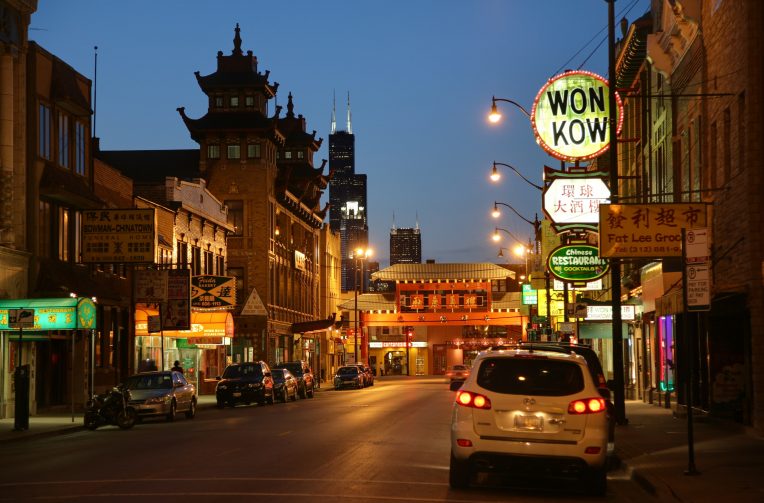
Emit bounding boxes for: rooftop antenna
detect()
[331,89,336,134]
[93,45,98,138]
[416,212,420,230]
[392,211,396,231]
[346,91,352,134]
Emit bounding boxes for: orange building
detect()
[338,263,525,375]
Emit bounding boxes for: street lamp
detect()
[492,227,525,246]
[489,162,543,191]
[488,96,531,123]
[351,247,373,365]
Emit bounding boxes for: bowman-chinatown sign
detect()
[547,244,609,283]
[531,70,623,161]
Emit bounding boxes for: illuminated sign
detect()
[531,70,623,161]
[81,208,156,263]
[547,245,609,283]
[585,305,636,321]
[543,171,610,230]
[294,251,307,272]
[599,203,709,258]
[521,284,537,305]
[554,278,602,291]
[369,341,427,348]
[191,275,236,309]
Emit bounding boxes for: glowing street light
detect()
[488,96,531,124]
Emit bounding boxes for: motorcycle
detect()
[84,385,137,430]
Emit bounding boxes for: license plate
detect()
[232,392,241,397]
[514,414,542,430]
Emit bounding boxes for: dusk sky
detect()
[32,0,649,267]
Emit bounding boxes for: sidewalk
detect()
[3,388,763,501]
[612,400,764,501]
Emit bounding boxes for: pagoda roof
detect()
[193,24,278,96]
[96,149,200,183]
[372,263,516,282]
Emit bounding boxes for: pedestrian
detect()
[171,360,184,374]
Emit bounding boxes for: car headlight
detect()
[217,384,227,390]
[146,395,170,404]
[247,383,262,388]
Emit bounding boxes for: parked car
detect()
[445,364,470,383]
[273,361,315,398]
[449,348,608,495]
[333,365,364,389]
[271,368,298,403]
[215,361,274,407]
[125,370,196,422]
[352,363,374,387]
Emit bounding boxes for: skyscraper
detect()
[390,224,422,266]
[328,92,368,291]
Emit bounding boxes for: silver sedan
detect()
[125,370,197,422]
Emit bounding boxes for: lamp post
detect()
[351,247,372,365]
[492,226,526,247]
[489,162,543,191]
[488,96,531,123]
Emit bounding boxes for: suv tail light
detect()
[568,397,606,414]
[455,390,492,410]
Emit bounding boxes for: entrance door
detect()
[35,339,67,409]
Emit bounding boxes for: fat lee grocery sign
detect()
[532,70,623,161]
[599,203,708,258]
[547,244,609,283]
[81,209,156,263]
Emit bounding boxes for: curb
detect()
[2,425,84,444]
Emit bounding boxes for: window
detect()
[227,144,240,159]
[284,151,292,159]
[58,112,70,168]
[710,121,718,189]
[204,250,213,274]
[215,96,223,107]
[225,200,243,236]
[297,151,304,159]
[738,92,746,173]
[177,241,188,268]
[245,96,254,107]
[75,121,86,175]
[230,96,239,107]
[58,207,70,261]
[216,254,225,275]
[477,358,584,396]
[208,144,220,159]
[247,143,261,159]
[39,104,51,159]
[191,246,201,276]
[723,107,731,182]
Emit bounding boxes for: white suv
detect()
[449,348,608,495]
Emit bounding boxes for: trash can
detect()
[14,364,30,431]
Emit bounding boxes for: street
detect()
[0,378,651,502]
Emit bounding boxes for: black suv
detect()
[273,361,315,398]
[215,361,274,407]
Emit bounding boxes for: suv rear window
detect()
[223,364,262,379]
[477,357,585,396]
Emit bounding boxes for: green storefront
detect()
[0,297,96,418]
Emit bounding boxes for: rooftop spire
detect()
[416,212,420,230]
[233,23,243,55]
[331,90,336,134]
[392,211,396,231]
[286,92,295,118]
[346,91,352,134]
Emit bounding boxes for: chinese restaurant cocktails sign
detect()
[532,70,623,161]
[599,203,708,258]
[547,244,609,283]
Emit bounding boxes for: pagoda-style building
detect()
[178,25,333,367]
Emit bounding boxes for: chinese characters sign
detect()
[81,209,156,263]
[542,170,610,231]
[191,275,236,309]
[599,204,708,258]
[531,70,623,161]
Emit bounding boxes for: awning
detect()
[0,297,97,330]
[290,313,337,334]
[135,309,233,338]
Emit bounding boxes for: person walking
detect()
[171,360,184,374]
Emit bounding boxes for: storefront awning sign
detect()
[0,297,96,330]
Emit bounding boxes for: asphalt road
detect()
[0,378,651,502]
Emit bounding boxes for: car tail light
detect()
[585,446,602,454]
[456,439,473,447]
[455,390,492,410]
[568,397,606,414]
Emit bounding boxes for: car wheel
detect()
[281,388,288,403]
[308,385,314,398]
[299,385,306,399]
[166,400,177,422]
[587,468,607,497]
[449,452,471,489]
[216,398,225,408]
[291,388,298,401]
[185,398,196,419]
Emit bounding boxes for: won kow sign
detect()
[532,70,623,161]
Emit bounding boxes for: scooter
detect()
[84,385,137,430]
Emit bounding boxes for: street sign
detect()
[685,228,710,263]
[9,309,35,328]
[686,265,711,311]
